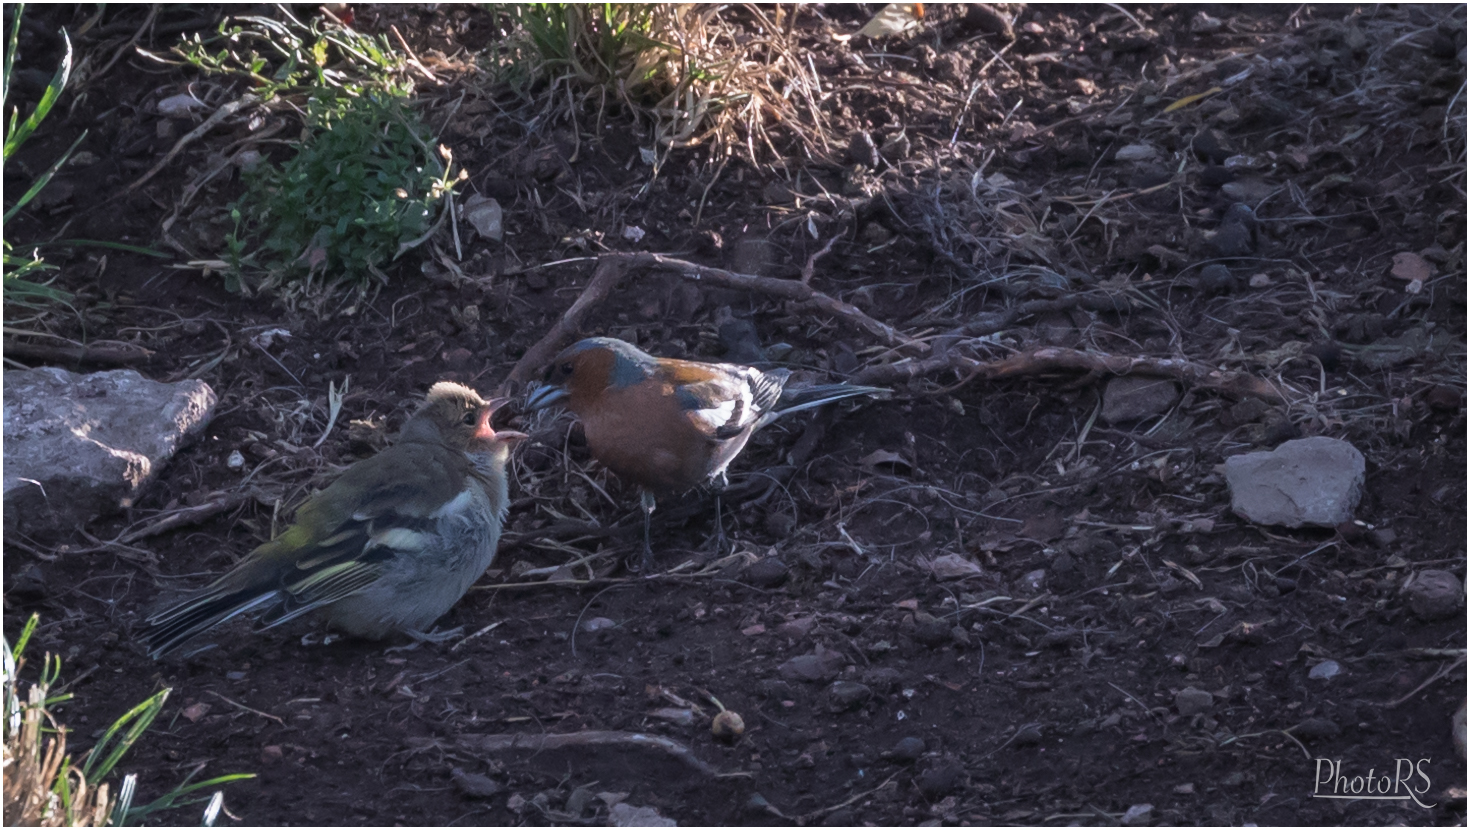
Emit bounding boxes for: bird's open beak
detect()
[472,406,498,443]
[523,383,569,412]
[474,399,530,446]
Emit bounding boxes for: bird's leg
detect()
[639,489,657,574]
[711,472,730,554]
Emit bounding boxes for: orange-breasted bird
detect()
[523,337,886,568]
[140,382,526,658]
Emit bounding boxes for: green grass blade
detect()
[4,27,72,158]
[3,129,86,222]
[124,773,256,824]
[79,687,170,783]
[109,773,138,827]
[9,612,40,662]
[33,238,170,257]
[3,3,24,107]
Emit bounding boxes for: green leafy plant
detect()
[172,6,411,101]
[2,615,253,826]
[2,3,85,308]
[225,92,459,297]
[164,6,460,302]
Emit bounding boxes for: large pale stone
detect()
[4,367,216,537]
[1222,436,1364,528]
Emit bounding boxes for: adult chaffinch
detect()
[140,382,526,659]
[523,337,886,568]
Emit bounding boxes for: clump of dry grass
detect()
[486,4,834,167]
[3,618,115,827]
[2,615,252,827]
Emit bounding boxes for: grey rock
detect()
[1292,717,1341,740]
[4,367,216,537]
[927,553,983,580]
[716,310,766,364]
[1192,130,1230,164]
[1197,263,1238,294]
[1016,568,1048,595]
[1175,687,1214,716]
[912,613,951,648]
[1222,437,1365,528]
[827,680,872,711]
[609,803,675,827]
[891,736,926,762]
[777,644,845,683]
[1402,570,1464,620]
[862,667,903,694]
[1115,143,1158,162]
[1219,178,1276,204]
[1102,376,1181,423]
[847,130,880,168]
[451,768,502,798]
[880,129,911,161]
[916,761,964,798]
[729,237,776,277]
[1308,660,1342,681]
[744,557,789,588]
[1012,723,1044,746]
[756,678,794,700]
[1368,528,1397,548]
[1203,202,1258,258]
[1121,803,1154,826]
[775,616,817,640]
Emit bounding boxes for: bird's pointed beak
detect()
[523,383,569,412]
[493,429,529,446]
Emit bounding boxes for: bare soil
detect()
[4,4,1466,826]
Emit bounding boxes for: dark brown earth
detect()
[3,4,1466,826]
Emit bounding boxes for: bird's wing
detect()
[257,443,473,626]
[674,366,786,440]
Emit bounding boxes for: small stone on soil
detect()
[1175,687,1214,716]
[828,680,873,711]
[891,736,926,762]
[1402,570,1465,620]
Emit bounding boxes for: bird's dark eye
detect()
[560,362,573,375]
[462,411,478,426]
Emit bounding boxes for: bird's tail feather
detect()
[140,588,280,659]
[762,383,887,425]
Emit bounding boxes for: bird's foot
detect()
[385,626,465,652]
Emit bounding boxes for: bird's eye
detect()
[560,362,573,375]
[462,411,478,426]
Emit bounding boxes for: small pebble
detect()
[828,681,873,712]
[1175,687,1214,716]
[915,762,964,798]
[1292,717,1341,740]
[1308,660,1342,681]
[1012,724,1044,746]
[451,768,503,798]
[891,736,926,762]
[744,557,789,588]
[1197,263,1237,293]
[1403,570,1464,620]
[1121,803,1154,826]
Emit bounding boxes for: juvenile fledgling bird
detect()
[524,337,885,568]
[140,382,526,659]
